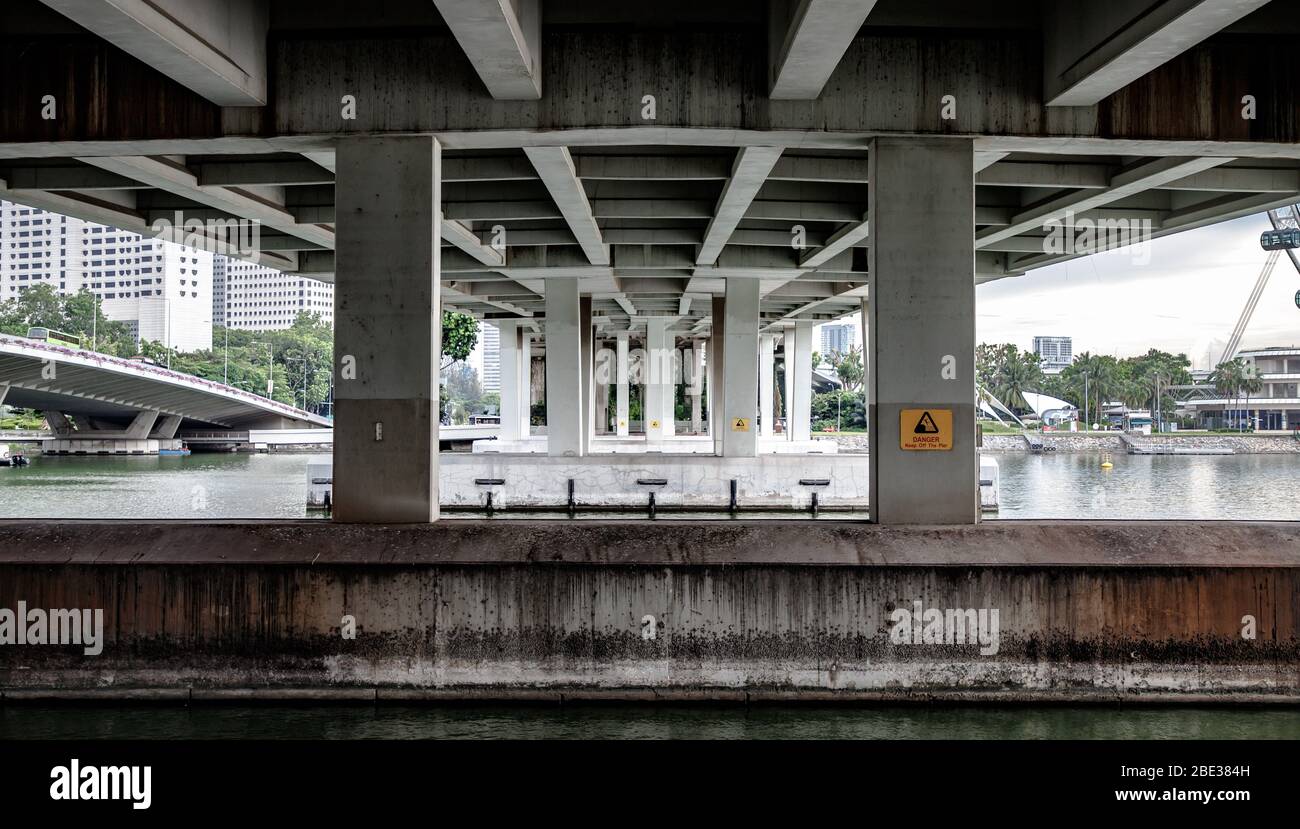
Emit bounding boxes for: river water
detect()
[4,704,1299,740]
[1,451,1296,520]
[3,452,1297,739]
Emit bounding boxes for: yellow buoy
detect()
[1100,452,1113,469]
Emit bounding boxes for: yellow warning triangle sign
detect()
[914,411,940,434]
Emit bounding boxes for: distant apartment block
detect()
[0,200,212,352]
[1033,335,1073,373]
[820,323,854,358]
[214,254,334,332]
[479,321,501,393]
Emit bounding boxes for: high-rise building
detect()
[820,323,854,358]
[479,321,500,393]
[214,254,334,332]
[0,200,212,352]
[1033,335,1073,373]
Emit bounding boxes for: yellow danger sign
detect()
[731,417,750,432]
[900,408,953,450]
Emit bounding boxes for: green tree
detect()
[829,346,864,392]
[442,311,478,368]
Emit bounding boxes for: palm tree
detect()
[1241,361,1263,432]
[1210,358,1246,430]
[995,349,1043,412]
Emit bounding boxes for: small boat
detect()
[158,446,192,456]
[0,444,30,467]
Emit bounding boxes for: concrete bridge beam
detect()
[432,0,542,100]
[123,409,160,440]
[37,0,269,106]
[1044,0,1272,106]
[333,136,442,523]
[150,414,183,440]
[868,137,978,524]
[769,0,881,99]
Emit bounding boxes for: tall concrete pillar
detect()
[580,296,594,453]
[520,331,534,435]
[615,332,630,436]
[334,136,441,523]
[721,279,759,457]
[690,339,705,434]
[496,321,526,442]
[710,297,726,455]
[790,321,814,442]
[868,137,977,524]
[759,332,776,438]
[860,297,870,416]
[644,318,671,445]
[545,278,583,457]
[595,338,610,436]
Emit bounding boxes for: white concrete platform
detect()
[444,453,866,508]
[472,435,839,455]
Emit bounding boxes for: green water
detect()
[2,451,1299,519]
[3,704,1299,740]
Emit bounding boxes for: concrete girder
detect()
[974,156,1232,249]
[799,212,868,268]
[697,147,785,266]
[0,183,300,271]
[768,0,881,99]
[432,0,542,100]
[194,158,334,187]
[522,147,609,265]
[37,0,269,106]
[78,155,336,250]
[1044,0,1272,107]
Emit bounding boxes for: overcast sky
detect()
[976,212,1300,370]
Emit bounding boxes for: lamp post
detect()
[295,355,309,410]
[251,340,273,398]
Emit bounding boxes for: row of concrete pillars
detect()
[331,136,977,525]
[492,308,821,451]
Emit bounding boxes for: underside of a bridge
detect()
[3,0,1300,523]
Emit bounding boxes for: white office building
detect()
[214,254,334,332]
[820,323,855,358]
[1033,335,1073,373]
[479,321,500,393]
[0,200,212,352]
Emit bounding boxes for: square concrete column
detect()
[690,339,705,434]
[710,297,725,455]
[595,338,610,435]
[495,321,526,442]
[789,321,814,442]
[520,331,534,435]
[644,318,672,444]
[721,279,759,457]
[545,277,584,456]
[580,296,594,453]
[333,135,441,523]
[615,332,630,436]
[868,137,977,524]
[759,332,776,438]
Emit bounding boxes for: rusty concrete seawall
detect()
[1,520,1298,703]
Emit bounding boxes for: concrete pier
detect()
[2,520,1297,703]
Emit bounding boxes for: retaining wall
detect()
[2,520,1298,702]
